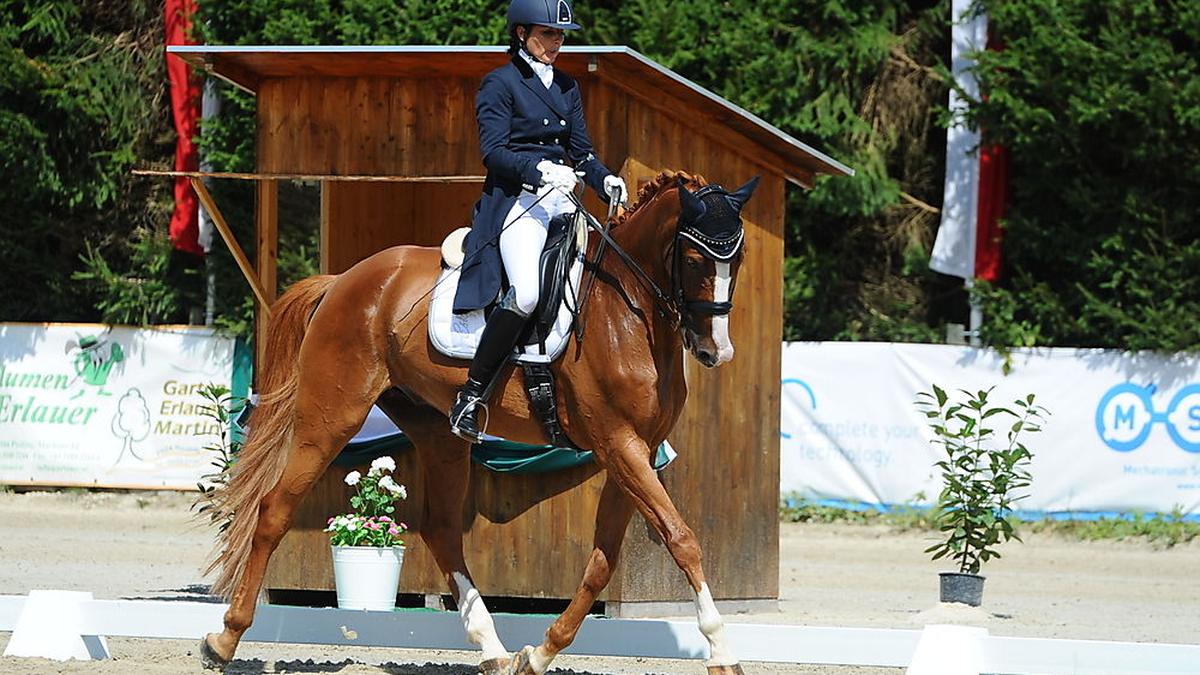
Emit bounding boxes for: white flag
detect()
[196,77,220,254]
[930,0,988,280]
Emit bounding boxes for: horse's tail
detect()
[203,273,337,599]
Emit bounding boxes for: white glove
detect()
[536,160,579,192]
[603,175,628,205]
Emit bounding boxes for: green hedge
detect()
[969,0,1200,351]
[195,0,953,343]
[4,0,1197,354]
[0,0,198,324]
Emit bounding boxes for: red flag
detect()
[973,141,1007,282]
[973,30,1007,283]
[166,0,203,256]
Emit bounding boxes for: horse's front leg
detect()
[605,435,742,675]
[507,472,635,675]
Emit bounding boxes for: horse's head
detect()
[674,176,760,368]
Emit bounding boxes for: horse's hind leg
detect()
[202,381,381,668]
[374,392,510,674]
[507,472,635,675]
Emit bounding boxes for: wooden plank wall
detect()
[260,72,781,605]
[319,182,478,273]
[267,454,609,599]
[257,77,479,176]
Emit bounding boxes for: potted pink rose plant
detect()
[325,455,409,610]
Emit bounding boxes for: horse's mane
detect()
[613,170,707,227]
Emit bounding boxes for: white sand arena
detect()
[0,490,1195,674]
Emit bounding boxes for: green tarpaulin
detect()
[235,404,676,475]
[334,432,676,474]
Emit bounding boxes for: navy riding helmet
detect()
[507,0,581,31]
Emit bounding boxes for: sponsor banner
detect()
[781,342,1200,517]
[0,323,236,490]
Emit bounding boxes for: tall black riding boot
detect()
[449,301,529,442]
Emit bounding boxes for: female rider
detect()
[449,0,627,442]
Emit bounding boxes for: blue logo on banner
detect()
[780,378,817,440]
[1095,383,1200,453]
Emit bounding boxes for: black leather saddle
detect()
[507,209,582,351]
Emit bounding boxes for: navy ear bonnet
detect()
[677,179,760,261]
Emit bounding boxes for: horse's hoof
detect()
[479,656,511,674]
[504,645,538,675]
[706,664,745,675]
[199,634,231,671]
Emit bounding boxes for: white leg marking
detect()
[528,644,554,674]
[453,572,508,660]
[712,262,735,364]
[696,582,737,667]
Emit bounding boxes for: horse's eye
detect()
[685,257,703,270]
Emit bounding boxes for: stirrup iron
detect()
[449,392,489,443]
[448,290,530,443]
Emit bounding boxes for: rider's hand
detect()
[603,175,628,205]
[536,160,579,192]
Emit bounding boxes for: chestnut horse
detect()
[200,170,760,675]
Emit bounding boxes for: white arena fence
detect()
[2,324,1197,521]
[2,592,1199,673]
[781,342,1200,520]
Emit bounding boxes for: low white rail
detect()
[1,593,1197,673]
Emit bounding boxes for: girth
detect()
[520,362,577,449]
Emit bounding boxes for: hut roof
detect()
[170,45,853,187]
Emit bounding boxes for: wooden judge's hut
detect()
[171,45,852,616]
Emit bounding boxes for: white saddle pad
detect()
[428,254,585,365]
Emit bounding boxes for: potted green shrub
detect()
[915,385,1047,607]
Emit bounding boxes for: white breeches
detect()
[500,184,575,316]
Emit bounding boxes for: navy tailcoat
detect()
[452,54,613,313]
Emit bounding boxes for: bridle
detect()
[669,184,745,328]
[567,183,746,336]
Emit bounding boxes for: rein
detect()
[573,199,679,320]
[565,185,743,338]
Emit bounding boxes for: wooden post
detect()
[189,178,273,314]
[319,180,331,274]
[255,179,279,384]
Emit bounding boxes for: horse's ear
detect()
[727,176,761,211]
[678,178,706,222]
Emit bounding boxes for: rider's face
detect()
[520,25,566,65]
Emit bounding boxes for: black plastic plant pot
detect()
[939,571,986,607]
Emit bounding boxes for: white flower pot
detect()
[331,545,405,611]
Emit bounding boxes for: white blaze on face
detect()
[453,572,508,660]
[711,262,734,364]
[695,582,737,666]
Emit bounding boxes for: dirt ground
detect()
[0,490,1196,674]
